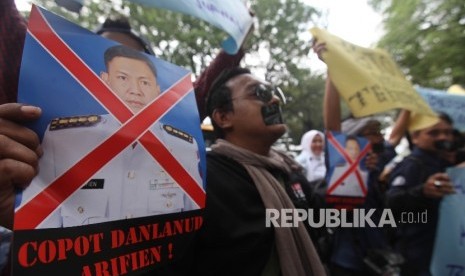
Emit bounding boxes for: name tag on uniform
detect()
[149,179,175,190]
[81,179,105,189]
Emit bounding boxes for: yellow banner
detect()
[310,28,436,118]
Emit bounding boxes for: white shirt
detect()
[19,114,203,228]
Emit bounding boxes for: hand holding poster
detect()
[13,6,205,275]
[430,166,465,275]
[325,131,371,209]
[310,28,436,118]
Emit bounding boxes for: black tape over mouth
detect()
[434,140,458,152]
[261,103,284,125]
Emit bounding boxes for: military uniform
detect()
[20,114,203,228]
[327,163,368,197]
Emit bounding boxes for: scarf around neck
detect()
[211,139,326,276]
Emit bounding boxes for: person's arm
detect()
[386,162,431,213]
[0,103,42,229]
[386,160,454,214]
[312,41,342,132]
[0,0,27,104]
[323,76,342,132]
[387,109,410,147]
[387,173,454,212]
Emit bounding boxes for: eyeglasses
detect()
[230,83,287,105]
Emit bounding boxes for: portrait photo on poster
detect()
[325,131,370,208]
[12,5,206,276]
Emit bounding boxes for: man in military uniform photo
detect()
[19,45,202,228]
[327,135,369,197]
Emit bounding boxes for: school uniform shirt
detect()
[295,154,326,182]
[19,114,202,228]
[295,130,326,182]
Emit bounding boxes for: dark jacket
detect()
[387,147,450,275]
[192,151,322,276]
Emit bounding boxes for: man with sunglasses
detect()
[192,67,326,276]
[386,112,456,276]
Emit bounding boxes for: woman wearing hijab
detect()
[295,130,326,182]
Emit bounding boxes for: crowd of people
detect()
[1,0,464,275]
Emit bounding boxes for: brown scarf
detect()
[211,139,326,276]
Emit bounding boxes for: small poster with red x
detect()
[325,131,371,209]
[12,6,205,275]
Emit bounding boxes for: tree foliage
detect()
[369,0,465,88]
[31,0,327,143]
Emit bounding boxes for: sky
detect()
[15,0,383,44]
[304,0,384,72]
[305,0,383,47]
[15,0,33,12]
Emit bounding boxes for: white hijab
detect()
[296,130,326,182]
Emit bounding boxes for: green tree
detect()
[369,0,465,88]
[282,67,325,144]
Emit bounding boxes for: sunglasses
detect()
[230,83,287,105]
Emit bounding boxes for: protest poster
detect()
[13,5,206,275]
[310,28,436,118]
[325,131,371,209]
[430,166,465,276]
[417,86,465,132]
[127,0,253,54]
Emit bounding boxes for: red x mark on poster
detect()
[14,6,205,230]
[326,131,371,196]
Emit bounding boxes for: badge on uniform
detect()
[163,124,193,143]
[49,115,101,131]
[162,192,177,208]
[81,179,104,189]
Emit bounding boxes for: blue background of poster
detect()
[325,131,369,202]
[17,7,206,188]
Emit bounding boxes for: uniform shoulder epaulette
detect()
[163,124,193,143]
[49,115,101,131]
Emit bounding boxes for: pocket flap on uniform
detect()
[148,187,184,212]
[61,190,108,220]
